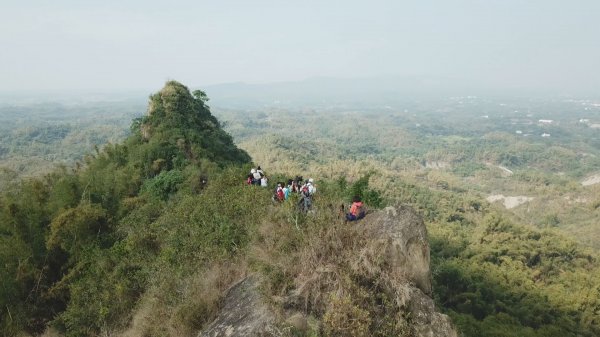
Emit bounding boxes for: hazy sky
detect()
[1,0,599,95]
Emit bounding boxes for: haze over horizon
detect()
[1,0,599,96]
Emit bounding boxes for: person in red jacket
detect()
[346,195,366,221]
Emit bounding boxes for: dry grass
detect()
[120,260,247,337]
[251,203,414,336]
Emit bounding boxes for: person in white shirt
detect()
[252,168,262,185]
[261,175,268,187]
[307,178,316,195]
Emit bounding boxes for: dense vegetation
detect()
[0,82,254,335]
[1,83,599,336]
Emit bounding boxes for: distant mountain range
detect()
[1,76,587,108]
[202,76,484,109]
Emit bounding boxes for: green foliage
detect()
[46,171,81,216]
[140,169,184,200]
[430,209,600,337]
[0,174,74,334]
[51,241,149,337]
[47,203,109,255]
[346,174,383,208]
[0,232,33,334]
[542,213,560,227]
[452,161,487,177]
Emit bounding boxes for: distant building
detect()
[541,133,551,137]
[538,119,553,124]
[580,119,590,123]
[590,124,600,129]
[515,130,523,134]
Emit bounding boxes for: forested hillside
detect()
[1,83,599,336]
[0,101,142,181]
[0,82,253,335]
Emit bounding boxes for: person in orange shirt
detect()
[346,195,366,221]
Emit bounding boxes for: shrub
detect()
[140,169,184,200]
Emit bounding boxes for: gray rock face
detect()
[407,285,457,337]
[354,204,457,337]
[361,205,432,295]
[198,276,274,337]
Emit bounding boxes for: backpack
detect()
[354,203,366,219]
[301,185,310,197]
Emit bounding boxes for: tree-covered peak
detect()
[142,80,216,134]
[134,81,250,170]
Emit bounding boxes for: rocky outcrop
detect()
[198,205,456,337]
[361,205,432,295]
[198,276,275,337]
[407,285,457,337]
[354,205,457,337]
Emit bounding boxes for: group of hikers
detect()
[246,166,317,212]
[275,177,317,212]
[246,166,366,222]
[247,166,268,186]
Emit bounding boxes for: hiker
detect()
[283,180,292,200]
[260,175,268,187]
[251,168,262,185]
[307,178,316,195]
[346,195,366,221]
[291,177,300,193]
[275,182,285,202]
[298,182,312,212]
[246,174,253,185]
[298,179,306,192]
